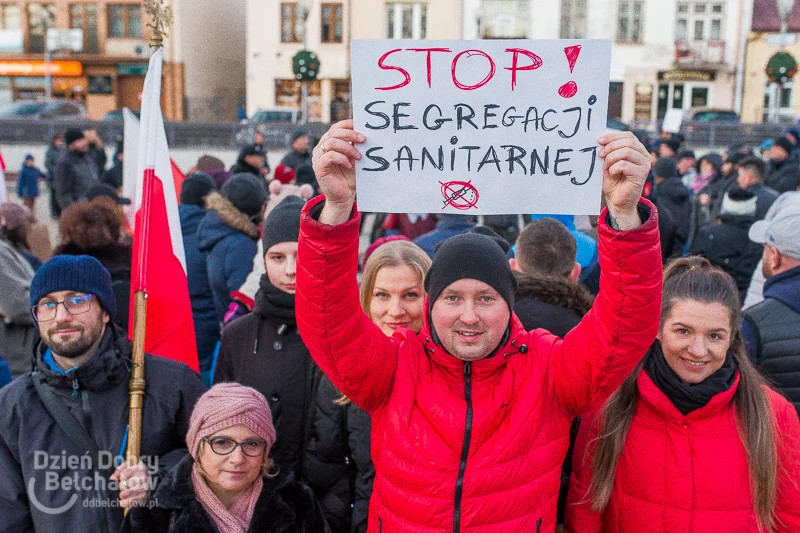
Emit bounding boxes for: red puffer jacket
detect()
[565,371,800,533]
[296,196,662,533]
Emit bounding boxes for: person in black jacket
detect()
[304,239,430,533]
[280,131,313,171]
[690,188,764,301]
[737,157,780,221]
[53,129,100,211]
[651,157,691,257]
[764,137,800,193]
[214,196,321,482]
[0,255,205,533]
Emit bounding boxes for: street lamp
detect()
[297,0,310,124]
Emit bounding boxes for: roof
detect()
[752,0,800,31]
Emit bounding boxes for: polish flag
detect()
[129,48,198,372]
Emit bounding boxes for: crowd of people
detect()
[0,118,798,533]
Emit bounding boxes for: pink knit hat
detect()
[186,383,277,457]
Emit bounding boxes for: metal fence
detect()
[0,118,793,150]
[0,119,331,150]
[629,120,792,148]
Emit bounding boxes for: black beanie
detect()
[221,173,268,217]
[654,157,677,179]
[64,128,84,146]
[424,233,518,313]
[261,196,304,252]
[180,173,215,207]
[661,138,681,154]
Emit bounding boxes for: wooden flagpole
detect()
[125,0,172,515]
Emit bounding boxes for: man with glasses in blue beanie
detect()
[0,255,205,533]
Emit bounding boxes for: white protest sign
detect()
[662,108,684,134]
[351,39,612,215]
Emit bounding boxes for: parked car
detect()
[100,109,140,121]
[0,100,86,120]
[690,109,740,122]
[234,107,299,145]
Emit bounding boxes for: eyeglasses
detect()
[203,436,267,457]
[31,294,94,322]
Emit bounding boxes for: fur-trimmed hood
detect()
[514,273,594,316]
[197,191,260,251]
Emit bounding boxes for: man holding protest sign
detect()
[295,115,661,532]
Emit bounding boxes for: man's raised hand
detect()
[598,131,652,231]
[312,120,365,225]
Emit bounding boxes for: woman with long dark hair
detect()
[565,256,800,533]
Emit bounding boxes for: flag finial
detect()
[143,0,173,49]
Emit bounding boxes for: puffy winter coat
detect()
[0,238,36,378]
[197,192,260,322]
[0,326,206,533]
[179,204,220,377]
[565,371,800,533]
[121,455,330,533]
[296,196,663,533]
[303,375,374,533]
[16,165,45,198]
[513,273,594,338]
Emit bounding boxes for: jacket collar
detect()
[637,370,740,422]
[420,296,529,381]
[34,326,130,392]
[763,265,800,314]
[514,272,594,316]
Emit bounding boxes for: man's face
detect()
[431,279,510,361]
[677,157,695,174]
[36,291,108,359]
[264,242,298,294]
[771,145,789,162]
[292,135,309,153]
[244,153,265,169]
[659,144,676,158]
[736,168,753,189]
[70,138,89,153]
[762,244,777,278]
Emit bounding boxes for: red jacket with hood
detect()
[565,371,800,533]
[296,196,663,533]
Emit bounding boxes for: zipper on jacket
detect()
[536,517,542,532]
[453,361,473,533]
[71,378,79,397]
[379,516,383,532]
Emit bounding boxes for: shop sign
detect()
[657,70,715,82]
[0,60,83,77]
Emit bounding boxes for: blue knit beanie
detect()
[30,255,116,319]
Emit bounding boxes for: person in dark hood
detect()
[689,152,725,241]
[229,144,267,177]
[53,128,99,211]
[178,173,219,386]
[0,255,205,533]
[690,188,764,300]
[742,206,800,416]
[764,136,800,193]
[279,130,313,171]
[676,149,697,190]
[214,196,321,483]
[651,157,691,257]
[693,152,723,195]
[197,173,267,323]
[659,137,681,159]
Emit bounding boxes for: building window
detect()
[320,3,343,43]
[616,0,643,43]
[26,3,56,53]
[560,0,587,39]
[386,3,428,39]
[281,3,300,43]
[675,1,724,41]
[0,4,21,29]
[481,0,528,39]
[70,4,99,53]
[108,4,142,38]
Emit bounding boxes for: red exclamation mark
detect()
[558,45,582,99]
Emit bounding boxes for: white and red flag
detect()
[129,48,198,372]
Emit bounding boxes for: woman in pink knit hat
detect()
[123,383,330,533]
